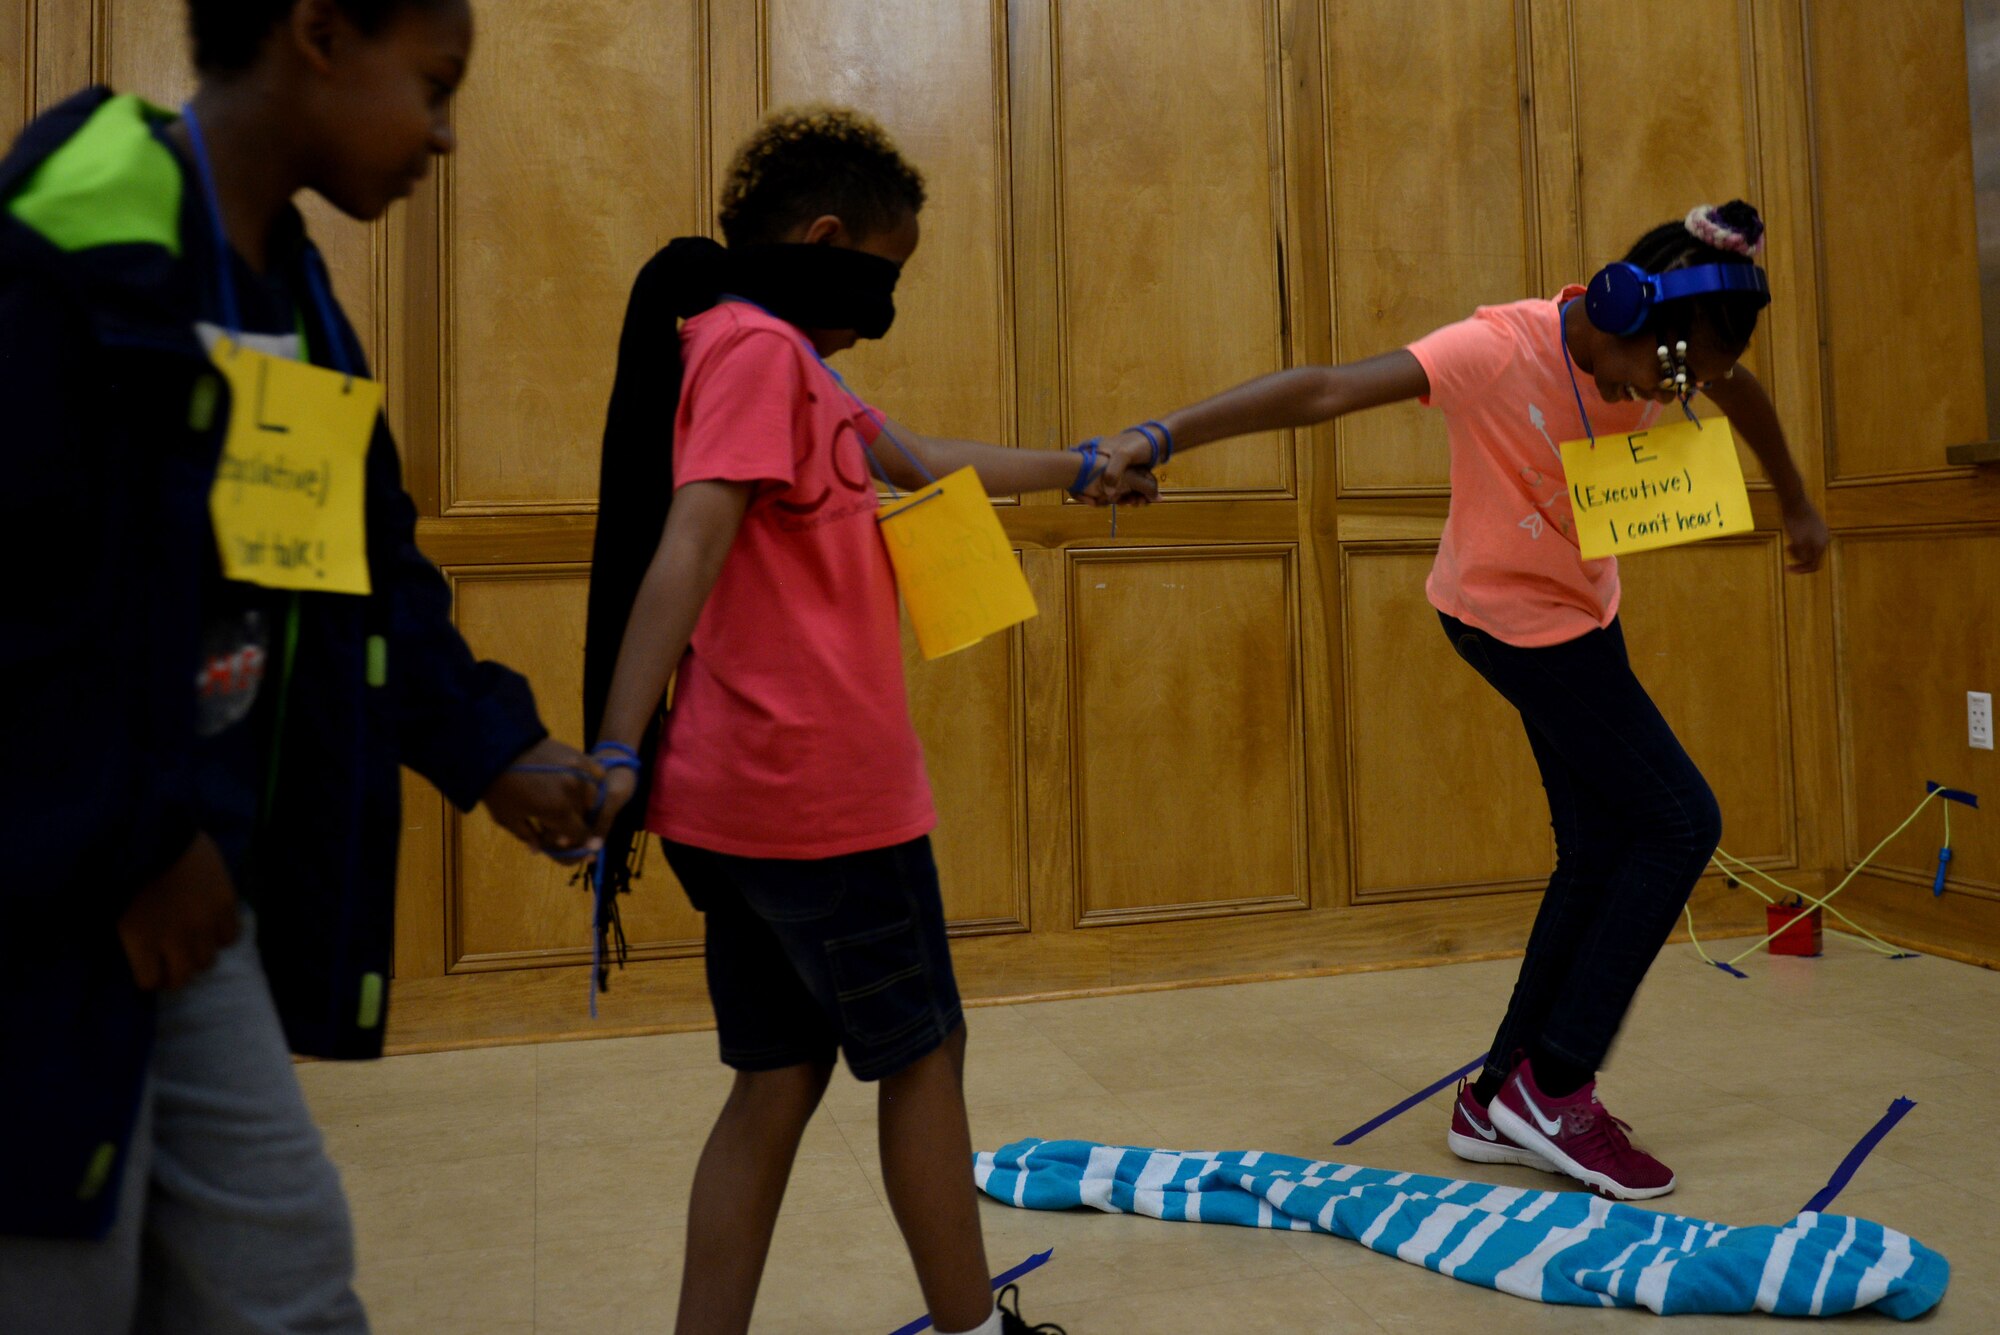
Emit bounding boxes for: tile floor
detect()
[300,938,2000,1332]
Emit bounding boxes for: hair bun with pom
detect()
[1684,201,1765,258]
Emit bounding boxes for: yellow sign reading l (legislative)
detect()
[1561,415,1753,560]
[208,343,379,595]
[877,465,1038,659]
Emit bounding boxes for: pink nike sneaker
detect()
[1447,1078,1557,1173]
[1488,1060,1676,1200]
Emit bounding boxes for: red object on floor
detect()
[1766,902,1823,956]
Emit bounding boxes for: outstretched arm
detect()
[1092,350,1432,485]
[866,417,1159,505]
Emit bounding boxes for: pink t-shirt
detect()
[1407,286,1660,648]
[647,301,937,858]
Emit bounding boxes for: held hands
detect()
[1083,429,1163,506]
[483,737,605,858]
[118,831,240,991]
[1071,421,1174,508]
[1782,497,1830,574]
[591,760,640,842]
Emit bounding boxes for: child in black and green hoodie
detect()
[0,2,598,1327]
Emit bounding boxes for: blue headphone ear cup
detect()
[1585,262,1651,337]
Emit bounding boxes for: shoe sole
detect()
[1487,1103,1677,1201]
[1446,1129,1560,1174]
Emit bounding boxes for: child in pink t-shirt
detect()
[1108,202,1828,1202]
[585,109,1154,1335]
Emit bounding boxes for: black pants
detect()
[1440,613,1723,1083]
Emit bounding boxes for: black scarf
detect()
[581,238,901,960]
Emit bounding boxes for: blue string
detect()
[505,744,644,1013]
[1560,298,1701,441]
[593,740,642,767]
[1068,439,1102,496]
[589,850,607,1018]
[1558,300,1596,447]
[181,101,351,376]
[300,255,354,378]
[718,295,936,495]
[1127,423,1162,467]
[178,103,242,339]
[1130,419,1174,465]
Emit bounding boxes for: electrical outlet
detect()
[1973,691,1995,751]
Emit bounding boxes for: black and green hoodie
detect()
[0,88,548,1239]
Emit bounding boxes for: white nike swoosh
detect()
[1517,1079,1563,1137]
[1464,1107,1500,1142]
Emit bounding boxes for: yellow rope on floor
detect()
[1685,786,1955,970]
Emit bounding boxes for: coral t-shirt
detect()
[1407,286,1660,648]
[647,301,936,858]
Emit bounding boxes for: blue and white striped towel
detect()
[974,1140,1947,1319]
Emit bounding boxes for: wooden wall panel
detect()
[1569,0,1768,478]
[447,570,702,967]
[1053,0,1292,496]
[99,0,382,369]
[761,0,1012,449]
[1329,0,1530,496]
[32,0,86,112]
[443,0,703,512]
[1615,536,1794,864]
[902,613,1029,933]
[1340,546,1553,900]
[3,0,27,145]
[1570,0,1758,275]
[1810,0,1986,481]
[393,770,448,980]
[1834,531,1998,894]
[1069,548,1308,922]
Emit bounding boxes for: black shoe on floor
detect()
[997,1283,1067,1334]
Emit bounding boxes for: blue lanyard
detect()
[179,102,352,378]
[1558,298,1696,444]
[1558,299,1599,446]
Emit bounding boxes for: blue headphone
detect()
[1583,261,1770,337]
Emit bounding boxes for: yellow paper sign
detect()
[877,466,1038,659]
[207,343,379,594]
[1561,415,1754,560]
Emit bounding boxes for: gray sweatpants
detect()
[0,911,368,1333]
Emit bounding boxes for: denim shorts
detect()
[663,835,963,1082]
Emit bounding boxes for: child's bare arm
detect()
[1701,367,1827,573]
[1090,350,1433,486]
[592,481,753,826]
[865,420,1159,504]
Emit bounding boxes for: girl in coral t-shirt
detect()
[1111,202,1828,1201]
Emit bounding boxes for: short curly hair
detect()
[719,107,926,247]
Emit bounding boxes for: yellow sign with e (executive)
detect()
[1561,415,1753,560]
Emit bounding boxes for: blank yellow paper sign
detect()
[1561,415,1753,560]
[877,466,1038,659]
[208,343,380,595]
